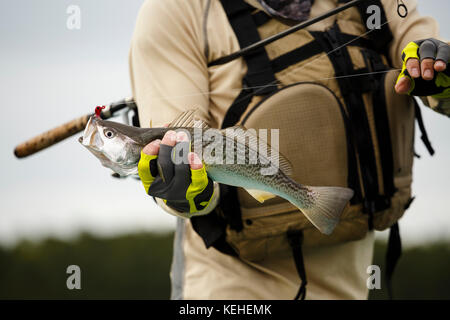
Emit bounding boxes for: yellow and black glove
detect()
[138,139,214,216]
[396,39,450,99]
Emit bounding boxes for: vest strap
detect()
[219,0,277,94]
[252,10,271,27]
[272,34,375,74]
[363,49,396,200]
[222,81,254,129]
[287,230,307,300]
[385,222,402,299]
[312,24,383,216]
[414,99,435,156]
[338,0,393,57]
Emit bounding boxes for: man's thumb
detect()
[395,76,412,94]
[188,152,203,170]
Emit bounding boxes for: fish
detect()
[79,110,354,235]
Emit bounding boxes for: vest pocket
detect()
[225,82,362,261]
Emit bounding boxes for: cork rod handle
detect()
[14,114,90,158]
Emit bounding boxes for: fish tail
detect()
[288,186,354,235]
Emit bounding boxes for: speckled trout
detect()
[79,110,354,234]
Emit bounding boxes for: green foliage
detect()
[0,233,174,299]
[0,233,449,299]
[370,241,450,300]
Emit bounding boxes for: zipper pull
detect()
[397,0,408,18]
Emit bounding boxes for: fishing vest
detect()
[187,0,434,299]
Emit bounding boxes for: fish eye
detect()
[103,129,116,139]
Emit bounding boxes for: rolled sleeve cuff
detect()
[155,181,221,218]
[421,96,450,117]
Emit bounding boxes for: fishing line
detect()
[146,14,401,104]
[230,17,396,107]
[145,68,400,102]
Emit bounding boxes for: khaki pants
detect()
[170,218,375,300]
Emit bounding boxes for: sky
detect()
[0,0,449,247]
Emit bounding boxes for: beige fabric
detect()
[129,0,444,299]
[182,218,375,300]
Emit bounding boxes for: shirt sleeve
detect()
[129,0,212,128]
[129,0,221,214]
[155,181,221,218]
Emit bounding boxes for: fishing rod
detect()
[14,97,137,158]
[13,0,407,159]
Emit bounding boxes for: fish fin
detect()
[169,109,210,129]
[290,186,354,235]
[270,151,292,176]
[245,188,276,203]
[221,125,293,176]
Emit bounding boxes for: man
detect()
[129,0,449,299]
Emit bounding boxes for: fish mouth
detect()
[80,116,101,150]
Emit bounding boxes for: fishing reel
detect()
[14,97,139,159]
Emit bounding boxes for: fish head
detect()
[79,116,143,176]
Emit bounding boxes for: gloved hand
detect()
[138,130,215,217]
[395,39,450,99]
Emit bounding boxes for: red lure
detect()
[95,105,106,118]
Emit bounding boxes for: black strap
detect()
[361,49,396,215]
[271,34,375,74]
[252,10,271,27]
[314,1,395,217]
[414,99,435,156]
[190,186,242,256]
[355,1,397,209]
[271,40,323,74]
[312,25,382,216]
[287,230,307,300]
[338,0,393,58]
[219,0,277,128]
[370,68,396,198]
[384,198,412,298]
[385,222,401,299]
[219,184,244,232]
[340,0,395,212]
[345,114,364,205]
[219,0,277,94]
[222,81,254,129]
[190,208,237,256]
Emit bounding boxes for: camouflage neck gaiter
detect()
[257,0,315,22]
